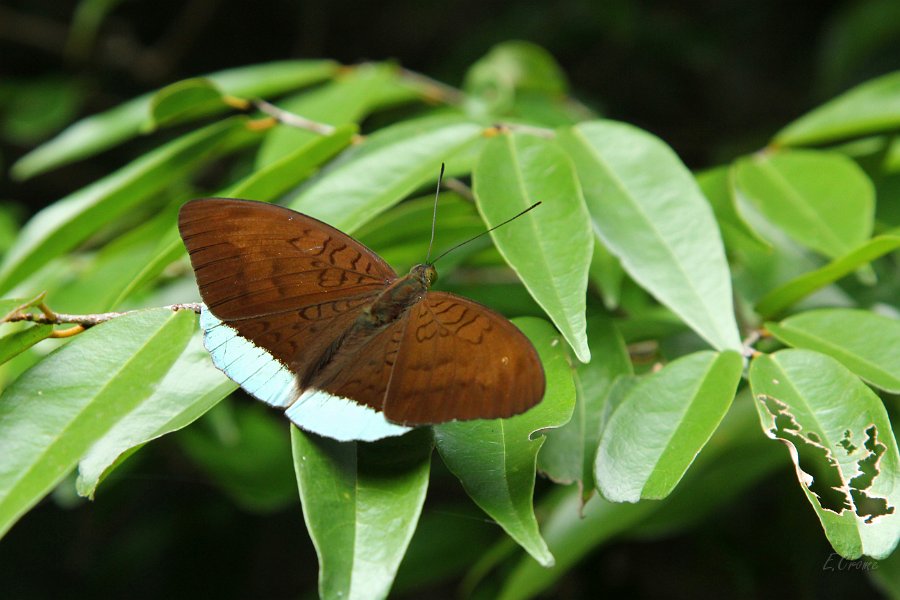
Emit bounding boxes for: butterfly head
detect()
[410,263,438,288]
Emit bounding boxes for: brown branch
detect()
[252,99,336,135]
[2,302,203,328]
[397,67,466,106]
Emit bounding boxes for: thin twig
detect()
[397,67,466,105]
[2,303,203,328]
[443,177,475,202]
[741,328,766,359]
[252,99,336,135]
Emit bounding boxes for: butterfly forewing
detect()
[178,198,396,320]
[179,198,396,376]
[179,198,547,439]
[380,292,545,425]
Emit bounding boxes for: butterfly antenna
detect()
[425,163,445,264]
[430,201,542,265]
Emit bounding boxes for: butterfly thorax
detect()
[304,263,436,388]
[366,263,436,327]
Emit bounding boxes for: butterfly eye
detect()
[425,265,438,286]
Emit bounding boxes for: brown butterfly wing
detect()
[379,292,545,425]
[178,198,395,380]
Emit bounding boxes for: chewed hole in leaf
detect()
[838,430,857,454]
[759,395,852,514]
[758,396,895,524]
[848,426,895,524]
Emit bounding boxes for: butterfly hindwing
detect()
[382,292,545,425]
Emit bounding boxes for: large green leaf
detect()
[0,324,53,366]
[537,317,632,496]
[595,350,743,502]
[733,150,874,259]
[49,202,182,313]
[434,317,575,566]
[146,78,230,130]
[750,350,900,559]
[767,309,900,393]
[755,234,900,318]
[0,118,246,294]
[76,328,234,498]
[292,428,433,600]
[0,308,194,538]
[226,124,357,199]
[695,165,769,251]
[288,116,483,232]
[464,40,568,118]
[12,60,337,179]
[558,120,741,352]
[256,63,420,167]
[473,132,592,362]
[774,70,900,147]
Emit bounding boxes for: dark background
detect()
[1,0,899,597]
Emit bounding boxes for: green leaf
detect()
[595,350,743,502]
[49,202,182,312]
[76,327,234,498]
[0,117,246,295]
[588,238,625,310]
[695,165,769,251]
[288,117,483,232]
[179,401,297,513]
[0,324,53,365]
[147,78,228,130]
[733,150,874,258]
[434,317,575,566]
[226,124,357,199]
[257,63,420,167]
[767,309,900,393]
[473,132,592,362]
[537,317,632,496]
[355,192,485,276]
[755,234,900,318]
[0,308,194,539]
[464,40,568,118]
[558,120,741,352]
[11,60,337,179]
[750,350,900,559]
[292,428,433,600]
[774,70,900,147]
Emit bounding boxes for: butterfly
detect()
[178,197,545,441]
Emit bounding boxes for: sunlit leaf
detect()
[750,350,900,559]
[434,317,575,566]
[775,70,900,147]
[474,132,592,361]
[0,309,194,538]
[733,150,874,258]
[292,428,432,600]
[558,120,741,352]
[0,118,247,294]
[288,116,483,232]
[595,350,743,502]
[12,60,337,179]
[257,63,419,167]
[767,308,900,393]
[76,327,234,498]
[755,234,900,318]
